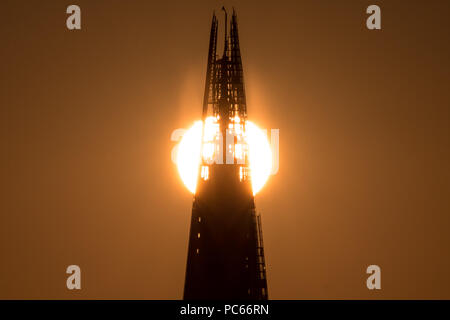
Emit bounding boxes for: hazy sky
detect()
[1,0,449,299]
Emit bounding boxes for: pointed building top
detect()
[222,7,228,58]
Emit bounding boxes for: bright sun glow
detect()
[176,120,203,194]
[176,117,272,195]
[246,121,273,195]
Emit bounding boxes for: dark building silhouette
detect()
[183,8,268,300]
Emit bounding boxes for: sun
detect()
[176,118,272,195]
[245,121,273,194]
[176,120,203,194]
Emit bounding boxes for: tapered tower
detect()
[183,8,268,300]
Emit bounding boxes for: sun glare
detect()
[246,121,273,195]
[176,121,203,194]
[176,118,272,195]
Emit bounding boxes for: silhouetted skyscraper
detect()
[183,9,268,300]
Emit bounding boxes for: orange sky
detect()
[1,0,450,299]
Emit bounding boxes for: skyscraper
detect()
[183,8,268,300]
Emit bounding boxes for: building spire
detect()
[222,6,228,58]
[184,10,268,300]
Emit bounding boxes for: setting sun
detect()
[176,117,272,195]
